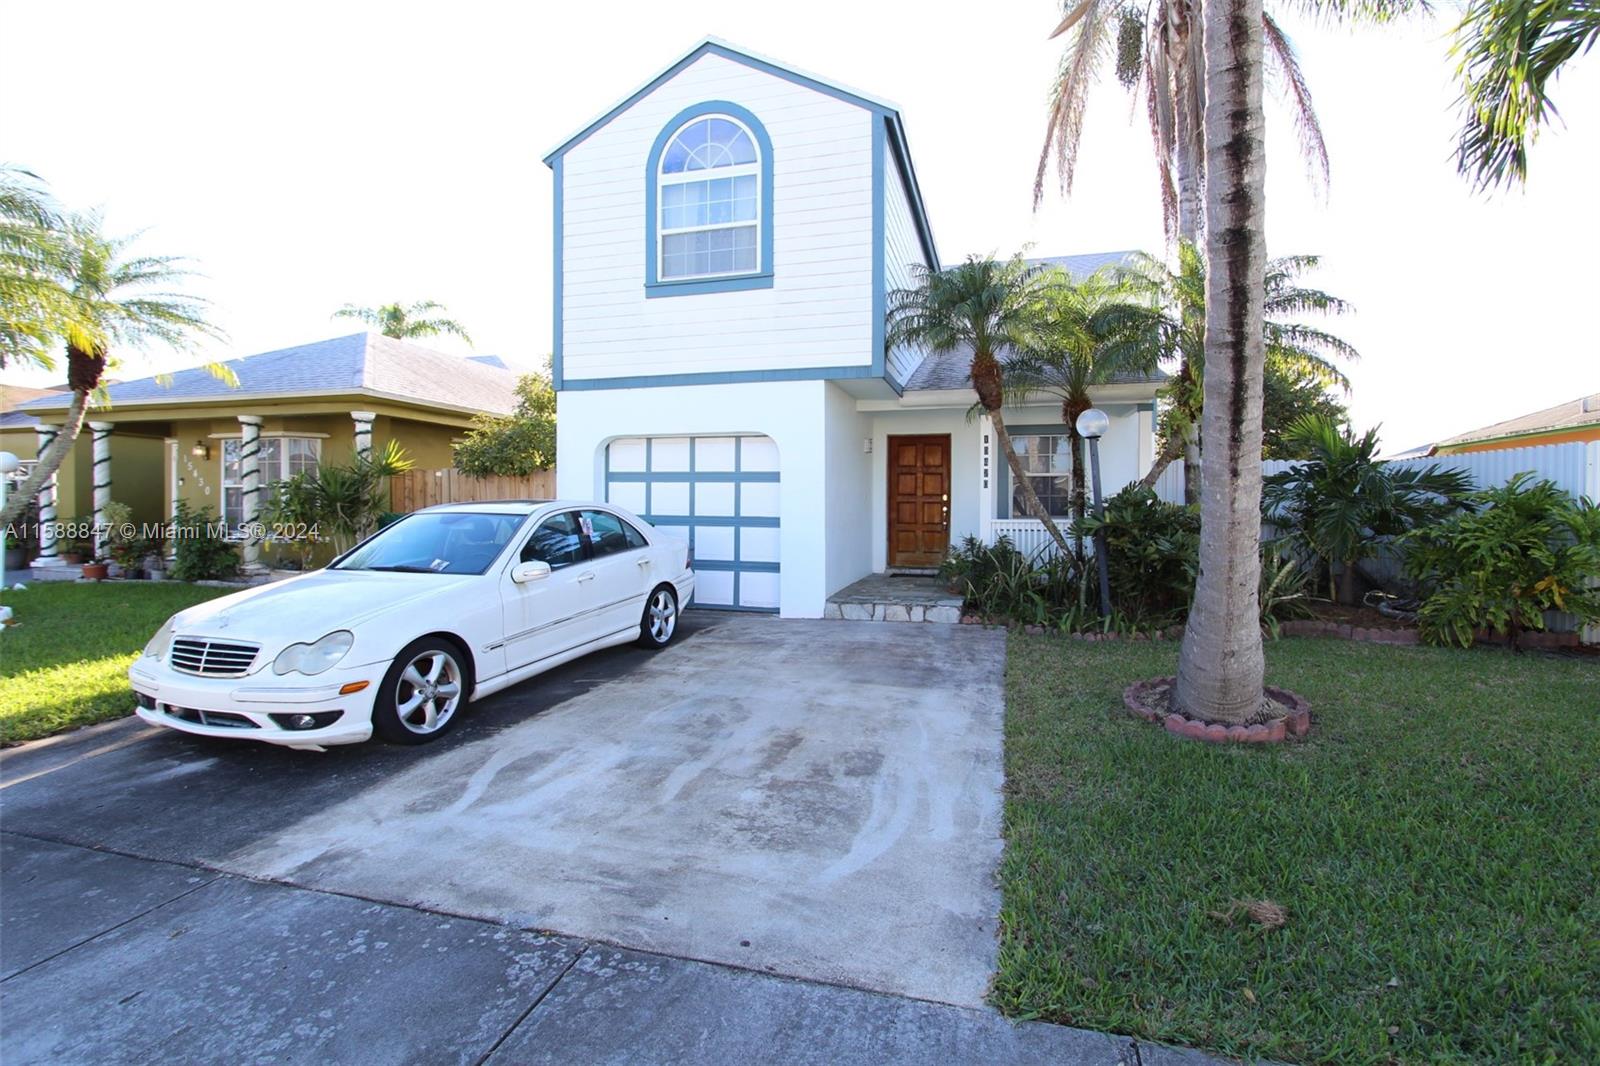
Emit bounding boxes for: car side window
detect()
[582,510,643,559]
[521,512,586,569]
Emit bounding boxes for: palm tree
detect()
[1116,242,1357,501]
[1263,416,1472,602]
[886,256,1074,556]
[1451,0,1599,189]
[1172,0,1269,726]
[1,165,79,369]
[0,214,226,528]
[1000,269,1160,554]
[333,300,472,344]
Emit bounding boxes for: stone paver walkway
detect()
[825,572,965,622]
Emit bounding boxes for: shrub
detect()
[1078,485,1199,624]
[169,501,239,582]
[941,535,1089,628]
[453,373,556,477]
[1403,473,1600,649]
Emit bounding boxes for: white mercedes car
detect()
[129,501,694,749]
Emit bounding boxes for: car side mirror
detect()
[511,560,552,584]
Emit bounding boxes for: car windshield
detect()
[332,512,525,575]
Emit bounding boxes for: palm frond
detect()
[1263,12,1331,195]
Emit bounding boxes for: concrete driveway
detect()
[1,612,1007,1007]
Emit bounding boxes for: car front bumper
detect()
[129,657,385,748]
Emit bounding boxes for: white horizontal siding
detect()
[561,53,875,381]
[882,152,929,387]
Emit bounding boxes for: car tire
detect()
[371,636,471,745]
[636,584,679,649]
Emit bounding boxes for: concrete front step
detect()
[822,601,963,623]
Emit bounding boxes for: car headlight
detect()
[272,631,355,676]
[143,620,175,661]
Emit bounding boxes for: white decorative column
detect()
[351,410,376,459]
[89,421,114,557]
[164,438,180,561]
[33,424,61,564]
[237,415,264,571]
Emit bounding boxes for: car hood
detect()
[169,570,479,662]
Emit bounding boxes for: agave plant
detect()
[1263,416,1473,603]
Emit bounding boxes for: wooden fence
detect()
[390,468,556,513]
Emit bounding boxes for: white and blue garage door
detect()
[605,435,780,612]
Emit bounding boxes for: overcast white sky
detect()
[3,0,1596,449]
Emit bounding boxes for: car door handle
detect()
[636,557,651,568]
[577,571,596,583]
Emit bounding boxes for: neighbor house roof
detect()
[1430,392,1600,453]
[542,36,939,268]
[17,333,519,419]
[905,251,1162,394]
[1,383,69,431]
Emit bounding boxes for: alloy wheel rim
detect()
[395,650,462,734]
[649,591,677,643]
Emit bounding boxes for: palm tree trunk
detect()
[1139,433,1185,491]
[1174,0,1268,725]
[0,387,89,529]
[989,410,1073,557]
[1069,431,1087,560]
[1181,421,1202,505]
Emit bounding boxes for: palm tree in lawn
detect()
[886,256,1074,556]
[1451,0,1600,190]
[1173,0,1269,725]
[333,300,472,344]
[0,214,228,528]
[1116,242,1357,500]
[1000,268,1161,556]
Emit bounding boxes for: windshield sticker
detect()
[430,558,450,571]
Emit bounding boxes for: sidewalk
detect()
[0,832,1225,1065]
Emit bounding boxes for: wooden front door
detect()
[888,434,951,568]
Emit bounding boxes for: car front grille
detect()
[161,704,260,729]
[169,637,260,677]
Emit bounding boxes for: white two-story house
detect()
[548,38,1161,617]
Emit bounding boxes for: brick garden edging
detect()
[1275,618,1579,649]
[1124,676,1312,745]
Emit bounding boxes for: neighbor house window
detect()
[221,437,320,524]
[657,114,762,280]
[1010,435,1076,518]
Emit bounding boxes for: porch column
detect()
[979,415,995,544]
[351,410,376,459]
[89,421,113,557]
[238,415,264,570]
[33,424,60,564]
[164,437,179,561]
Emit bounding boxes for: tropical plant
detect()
[885,256,1073,555]
[259,471,327,570]
[1036,0,1419,238]
[1,165,78,368]
[1258,541,1315,638]
[941,535,1088,627]
[333,300,472,344]
[0,209,230,529]
[1000,269,1160,554]
[1117,241,1357,499]
[452,372,557,477]
[1171,0,1270,726]
[169,501,239,582]
[1262,363,1350,459]
[1264,416,1473,602]
[302,440,414,553]
[1451,0,1600,190]
[1077,485,1199,623]
[1403,473,1600,649]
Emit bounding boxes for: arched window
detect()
[646,102,773,294]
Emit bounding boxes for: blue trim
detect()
[871,116,888,391]
[608,471,778,483]
[558,365,883,391]
[644,101,775,298]
[882,121,940,276]
[691,559,779,574]
[627,514,778,527]
[646,274,773,298]
[552,157,564,390]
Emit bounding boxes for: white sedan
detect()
[129,501,694,749]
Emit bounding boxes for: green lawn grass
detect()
[0,582,232,745]
[998,633,1599,1064]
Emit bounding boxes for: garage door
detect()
[605,435,780,612]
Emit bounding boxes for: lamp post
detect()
[0,450,19,626]
[1074,409,1112,618]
